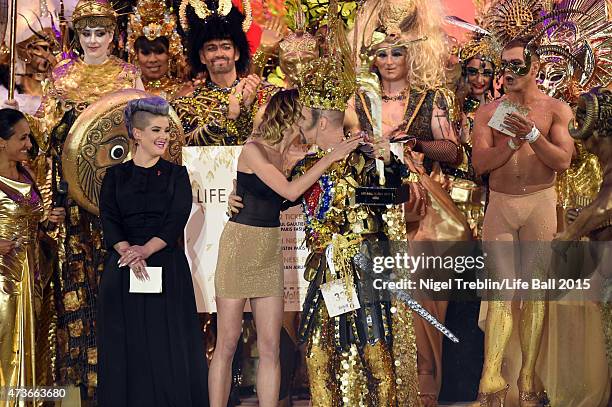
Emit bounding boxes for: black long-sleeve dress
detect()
[97,159,208,407]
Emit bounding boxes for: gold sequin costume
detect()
[453,94,493,238]
[26,55,140,399]
[294,150,421,406]
[0,170,45,400]
[143,76,184,100]
[171,80,277,146]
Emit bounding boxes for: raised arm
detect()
[472,105,519,175]
[242,137,361,202]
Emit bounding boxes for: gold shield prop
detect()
[62,89,185,215]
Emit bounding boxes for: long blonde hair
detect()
[257,89,302,145]
[351,0,448,91]
[403,0,447,90]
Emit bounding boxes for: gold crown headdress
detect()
[179,0,252,32]
[298,0,357,110]
[127,0,183,61]
[72,0,117,31]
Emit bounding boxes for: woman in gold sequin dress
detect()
[0,109,65,398]
[10,0,145,399]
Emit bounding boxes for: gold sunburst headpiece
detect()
[127,0,183,61]
[72,0,117,31]
[298,0,357,110]
[485,0,545,46]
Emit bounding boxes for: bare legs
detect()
[251,296,284,407]
[209,298,246,407]
[209,296,283,407]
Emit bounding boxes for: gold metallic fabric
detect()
[214,222,283,298]
[556,142,602,210]
[143,76,184,101]
[391,301,422,406]
[28,56,140,154]
[0,175,44,397]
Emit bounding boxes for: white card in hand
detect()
[488,99,531,137]
[320,279,360,318]
[129,267,162,293]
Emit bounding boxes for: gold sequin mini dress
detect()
[215,172,284,298]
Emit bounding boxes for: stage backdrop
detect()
[183,146,309,312]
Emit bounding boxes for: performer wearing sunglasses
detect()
[453,35,500,238]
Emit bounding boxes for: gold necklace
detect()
[382,85,410,101]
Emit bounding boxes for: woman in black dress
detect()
[97,96,208,407]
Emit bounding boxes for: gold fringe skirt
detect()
[215,221,283,299]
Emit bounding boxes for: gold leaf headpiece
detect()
[459,34,502,67]
[378,0,417,37]
[127,0,183,60]
[298,0,357,111]
[72,0,117,27]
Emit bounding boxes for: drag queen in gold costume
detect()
[348,2,464,404]
[0,109,65,398]
[294,5,425,405]
[23,0,143,399]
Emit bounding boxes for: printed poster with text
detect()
[183,146,309,312]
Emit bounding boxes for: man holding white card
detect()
[97,97,208,407]
[472,36,574,405]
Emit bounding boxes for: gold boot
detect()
[519,390,549,407]
[475,384,509,407]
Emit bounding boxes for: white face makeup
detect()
[79,26,113,63]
